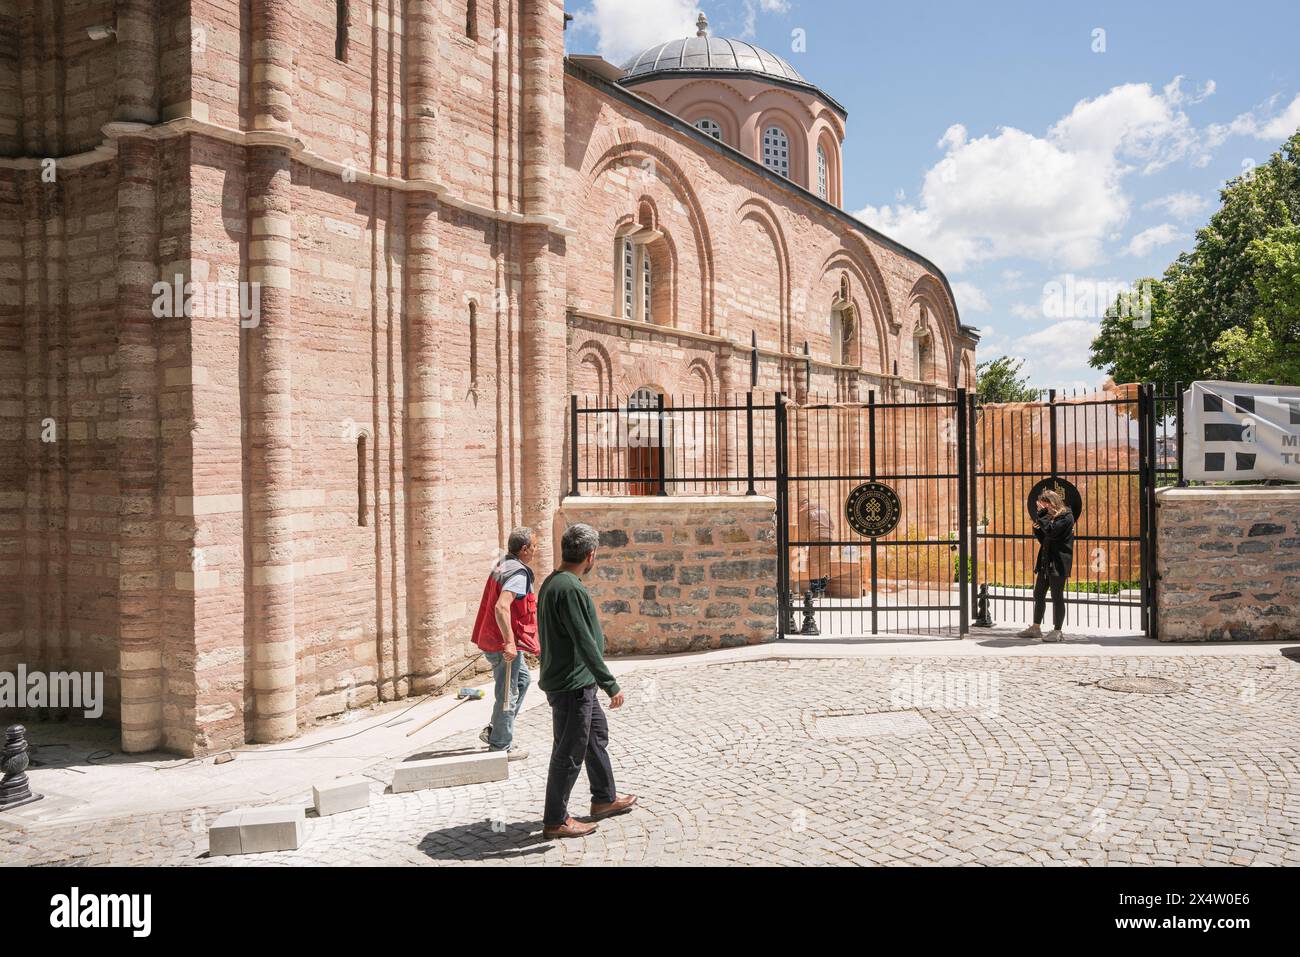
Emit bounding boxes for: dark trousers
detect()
[1032,571,1066,629]
[543,685,616,827]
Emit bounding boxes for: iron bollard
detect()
[972,584,994,628]
[0,725,42,811]
[784,591,799,636]
[799,590,820,636]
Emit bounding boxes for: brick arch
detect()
[659,79,748,146]
[632,194,678,327]
[582,130,716,333]
[960,351,975,390]
[683,357,717,398]
[749,87,818,126]
[812,105,846,143]
[752,104,808,185]
[906,275,960,387]
[573,339,614,398]
[613,355,675,398]
[806,236,896,358]
[806,253,891,375]
[734,197,793,352]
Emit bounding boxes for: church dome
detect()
[622,16,805,84]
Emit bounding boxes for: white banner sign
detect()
[1183,380,1300,481]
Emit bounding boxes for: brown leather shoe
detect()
[542,817,598,839]
[589,794,638,820]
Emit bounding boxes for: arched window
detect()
[695,118,722,141]
[914,326,933,382]
[816,145,828,200]
[628,387,658,410]
[762,126,790,178]
[643,253,652,322]
[622,237,635,320]
[617,233,655,323]
[466,0,478,39]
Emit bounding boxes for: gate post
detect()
[1137,383,1153,637]
[967,392,980,625]
[956,388,969,635]
[775,392,789,639]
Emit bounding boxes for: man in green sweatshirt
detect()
[538,522,637,839]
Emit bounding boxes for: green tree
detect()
[1088,278,1171,383]
[975,356,1040,403]
[1212,224,1300,383]
[1090,129,1300,385]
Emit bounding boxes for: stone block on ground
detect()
[208,805,307,856]
[391,750,508,793]
[313,776,371,816]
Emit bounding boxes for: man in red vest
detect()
[471,527,540,760]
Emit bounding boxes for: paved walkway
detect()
[5,638,1300,866]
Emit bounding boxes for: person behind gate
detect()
[471,527,540,760]
[537,522,637,839]
[1020,488,1075,642]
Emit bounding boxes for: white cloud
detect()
[741,0,790,40]
[1124,223,1182,258]
[1257,94,1300,140]
[1205,93,1300,148]
[1015,319,1102,365]
[950,281,991,314]
[1143,191,1210,221]
[854,78,1212,273]
[572,0,701,65]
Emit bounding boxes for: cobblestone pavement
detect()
[6,653,1300,866]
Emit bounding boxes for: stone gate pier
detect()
[1156,486,1300,641]
[555,496,778,654]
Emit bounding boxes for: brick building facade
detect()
[0,2,976,754]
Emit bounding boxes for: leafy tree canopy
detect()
[1090,129,1300,386]
[976,356,1040,403]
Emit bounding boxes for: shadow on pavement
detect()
[417,820,553,862]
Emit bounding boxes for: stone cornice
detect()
[0,118,577,238]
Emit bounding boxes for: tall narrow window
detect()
[357,433,368,526]
[622,238,635,320]
[466,0,478,39]
[830,308,843,365]
[695,118,722,141]
[762,126,790,178]
[817,145,828,199]
[335,1,348,61]
[642,252,652,324]
[467,300,479,398]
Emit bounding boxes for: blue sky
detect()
[567,0,1300,388]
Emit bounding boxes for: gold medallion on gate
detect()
[845,481,901,537]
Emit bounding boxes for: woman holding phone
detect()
[1018,488,1075,642]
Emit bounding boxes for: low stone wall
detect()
[1156,487,1300,641]
[554,496,778,654]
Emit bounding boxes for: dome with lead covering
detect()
[621,13,807,81]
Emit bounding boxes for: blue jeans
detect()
[484,651,530,751]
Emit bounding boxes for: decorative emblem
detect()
[1026,477,1083,520]
[845,481,901,538]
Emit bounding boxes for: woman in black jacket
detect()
[1018,488,1075,642]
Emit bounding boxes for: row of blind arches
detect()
[695,118,830,201]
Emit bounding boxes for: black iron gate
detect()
[967,384,1161,639]
[777,389,969,638]
[776,385,1163,639]
[567,382,1166,640]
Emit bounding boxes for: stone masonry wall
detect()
[1156,487,1300,641]
[555,496,778,654]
